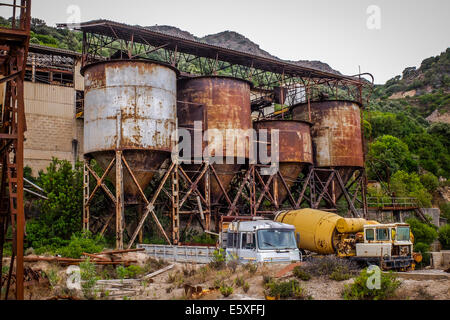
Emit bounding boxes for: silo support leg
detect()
[82,160,90,232]
[115,151,124,250]
[335,172,359,218]
[295,167,314,208]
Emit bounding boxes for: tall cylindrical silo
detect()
[83,60,178,203]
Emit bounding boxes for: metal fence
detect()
[137,244,217,264]
[367,197,420,209]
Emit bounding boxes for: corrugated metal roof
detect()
[29,43,81,57]
[58,19,362,84]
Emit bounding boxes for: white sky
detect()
[5,0,449,84]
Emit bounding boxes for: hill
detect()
[365,48,450,215]
[146,25,340,74]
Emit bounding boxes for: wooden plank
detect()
[142,264,174,280]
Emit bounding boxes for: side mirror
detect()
[296,232,300,246]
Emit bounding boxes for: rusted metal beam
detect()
[127,162,176,249]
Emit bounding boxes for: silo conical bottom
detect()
[182,163,242,205]
[271,162,305,205]
[91,150,170,204]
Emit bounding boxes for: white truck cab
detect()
[221,219,301,263]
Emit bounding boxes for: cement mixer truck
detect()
[274,209,421,270]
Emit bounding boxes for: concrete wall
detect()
[24,59,84,176]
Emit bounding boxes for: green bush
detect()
[219,284,233,297]
[302,256,358,277]
[438,224,450,250]
[342,268,401,300]
[208,248,226,270]
[116,265,144,279]
[26,158,83,251]
[264,279,309,300]
[419,172,439,193]
[329,267,352,281]
[80,258,99,300]
[292,266,311,281]
[56,231,105,259]
[440,203,450,221]
[390,171,432,207]
[406,218,438,246]
[234,276,245,287]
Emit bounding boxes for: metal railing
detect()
[137,244,217,264]
[367,197,420,209]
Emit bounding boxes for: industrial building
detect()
[50,19,376,250]
[23,44,84,173]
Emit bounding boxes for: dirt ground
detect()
[2,255,450,300]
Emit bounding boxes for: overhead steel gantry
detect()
[58,19,373,109]
[0,0,31,300]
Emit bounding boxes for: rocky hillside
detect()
[371,48,450,123]
[146,25,340,75]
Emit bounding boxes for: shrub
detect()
[45,269,60,289]
[244,262,258,274]
[414,242,431,265]
[292,266,311,281]
[116,265,144,279]
[265,279,309,300]
[406,218,438,246]
[440,202,450,221]
[219,284,233,297]
[56,231,104,259]
[227,259,239,273]
[208,248,226,270]
[342,268,401,300]
[329,268,352,281]
[438,224,450,250]
[79,258,99,300]
[419,172,439,193]
[302,256,358,277]
[214,278,225,289]
[262,275,273,286]
[26,159,83,250]
[243,282,250,293]
[234,276,245,287]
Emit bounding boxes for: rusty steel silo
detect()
[292,100,364,202]
[177,76,252,204]
[83,60,178,203]
[253,120,313,205]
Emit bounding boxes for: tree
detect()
[406,218,438,246]
[390,171,432,207]
[26,158,83,249]
[367,135,417,180]
[438,224,450,250]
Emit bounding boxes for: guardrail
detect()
[367,197,420,209]
[137,244,217,264]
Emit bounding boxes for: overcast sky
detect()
[5,0,449,84]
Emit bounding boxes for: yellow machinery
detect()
[274,209,421,270]
[274,208,376,256]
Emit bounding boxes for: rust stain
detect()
[177,76,252,204]
[292,100,364,168]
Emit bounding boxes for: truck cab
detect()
[221,219,301,263]
[355,223,414,269]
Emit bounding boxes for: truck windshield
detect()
[396,227,410,241]
[257,229,297,250]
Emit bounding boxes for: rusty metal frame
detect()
[309,167,367,217]
[0,0,31,301]
[82,152,173,249]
